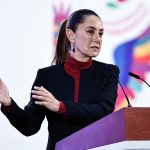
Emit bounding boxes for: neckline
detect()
[65,55,93,70]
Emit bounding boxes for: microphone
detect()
[129,72,150,87]
[118,80,132,107]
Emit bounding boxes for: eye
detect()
[99,32,103,36]
[87,30,94,34]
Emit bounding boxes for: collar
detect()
[64,55,93,70]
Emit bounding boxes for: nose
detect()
[93,32,101,43]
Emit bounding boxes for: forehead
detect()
[78,15,103,30]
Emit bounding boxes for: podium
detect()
[55,107,150,150]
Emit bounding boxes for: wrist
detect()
[57,101,66,114]
[3,97,12,107]
[55,101,61,112]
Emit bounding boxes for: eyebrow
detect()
[86,26,104,32]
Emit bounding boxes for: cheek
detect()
[76,33,92,49]
[79,37,91,47]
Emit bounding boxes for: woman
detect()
[0,9,119,150]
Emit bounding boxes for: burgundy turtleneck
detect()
[64,55,93,103]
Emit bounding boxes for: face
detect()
[74,15,103,61]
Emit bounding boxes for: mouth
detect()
[90,46,100,49]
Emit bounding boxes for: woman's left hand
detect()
[31,86,60,112]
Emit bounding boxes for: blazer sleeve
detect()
[1,70,46,136]
[63,65,119,124]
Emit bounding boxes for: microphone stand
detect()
[140,78,150,87]
[119,80,132,107]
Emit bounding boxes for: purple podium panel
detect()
[55,108,126,150]
[55,107,150,150]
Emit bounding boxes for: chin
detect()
[91,51,100,57]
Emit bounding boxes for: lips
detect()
[90,46,99,49]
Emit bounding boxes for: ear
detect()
[66,29,76,43]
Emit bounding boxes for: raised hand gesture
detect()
[0,79,11,106]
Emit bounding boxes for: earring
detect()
[72,44,75,52]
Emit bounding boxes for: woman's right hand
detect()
[0,79,12,106]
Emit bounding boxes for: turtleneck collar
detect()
[64,55,93,103]
[64,55,93,70]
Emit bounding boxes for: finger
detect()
[35,101,47,106]
[0,78,3,85]
[33,86,53,99]
[32,90,50,100]
[33,86,43,91]
[32,95,46,101]
[34,86,50,95]
[33,86,48,95]
[31,90,47,96]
